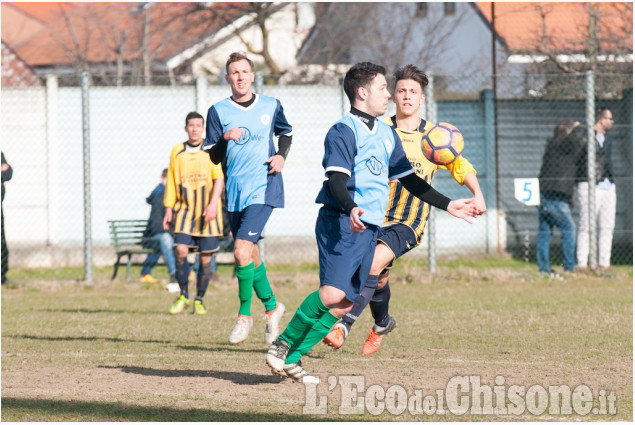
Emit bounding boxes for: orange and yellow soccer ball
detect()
[421,122,464,166]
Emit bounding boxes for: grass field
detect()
[1,259,632,421]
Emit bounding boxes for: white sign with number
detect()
[514,178,540,206]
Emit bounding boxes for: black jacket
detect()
[1,152,13,203]
[576,129,614,184]
[539,126,584,200]
[142,183,172,247]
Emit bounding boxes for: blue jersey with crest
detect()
[204,94,292,212]
[315,113,414,226]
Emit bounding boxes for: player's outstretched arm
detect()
[398,173,479,223]
[464,173,487,215]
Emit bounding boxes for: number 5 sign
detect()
[514,178,540,206]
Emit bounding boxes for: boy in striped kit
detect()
[164,112,225,315]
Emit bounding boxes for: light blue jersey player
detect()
[205,52,289,346]
[266,62,479,383]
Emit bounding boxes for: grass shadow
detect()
[37,308,159,315]
[1,397,336,421]
[6,333,173,345]
[99,365,284,385]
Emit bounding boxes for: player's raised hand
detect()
[446,198,480,223]
[223,127,243,142]
[266,154,285,174]
[473,192,487,216]
[349,207,366,232]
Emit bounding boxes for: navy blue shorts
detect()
[228,204,273,243]
[174,233,220,253]
[377,223,419,270]
[315,207,378,302]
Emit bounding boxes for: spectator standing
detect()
[1,152,13,284]
[576,107,616,271]
[140,168,177,284]
[537,120,583,275]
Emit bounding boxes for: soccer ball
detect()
[421,122,464,166]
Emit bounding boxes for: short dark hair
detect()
[185,111,204,126]
[343,62,386,104]
[394,64,428,91]
[161,168,168,178]
[226,52,254,73]
[595,106,611,123]
[553,120,577,139]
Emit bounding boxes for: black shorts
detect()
[376,223,419,271]
[174,233,220,254]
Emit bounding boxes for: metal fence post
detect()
[254,71,265,263]
[254,71,263,94]
[481,89,498,254]
[425,73,437,273]
[585,71,597,270]
[45,74,60,246]
[196,75,208,117]
[81,71,93,282]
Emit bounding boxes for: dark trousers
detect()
[1,207,8,282]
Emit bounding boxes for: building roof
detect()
[1,2,250,68]
[474,2,633,53]
[1,42,42,87]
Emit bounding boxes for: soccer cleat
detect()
[283,360,320,384]
[264,302,286,345]
[361,315,397,355]
[323,322,348,349]
[266,338,290,377]
[169,295,190,315]
[193,299,207,315]
[140,274,158,283]
[228,315,253,344]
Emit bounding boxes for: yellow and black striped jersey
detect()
[382,116,476,243]
[164,140,224,237]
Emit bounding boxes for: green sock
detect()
[235,262,255,316]
[283,291,338,364]
[286,310,338,364]
[279,290,326,351]
[252,263,277,312]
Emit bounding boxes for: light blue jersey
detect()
[204,94,292,212]
[315,113,413,226]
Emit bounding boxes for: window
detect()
[444,2,456,16]
[415,3,428,18]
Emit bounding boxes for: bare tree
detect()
[518,2,633,75]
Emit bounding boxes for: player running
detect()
[323,64,487,355]
[266,62,479,383]
[204,52,289,345]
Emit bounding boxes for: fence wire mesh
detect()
[0,72,632,281]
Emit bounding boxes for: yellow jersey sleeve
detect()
[439,155,476,185]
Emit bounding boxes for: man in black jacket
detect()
[140,169,176,283]
[537,121,583,274]
[1,152,13,284]
[575,107,616,271]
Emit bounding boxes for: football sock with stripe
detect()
[370,281,391,327]
[175,256,190,298]
[283,290,337,364]
[252,262,277,312]
[236,262,255,316]
[341,275,379,332]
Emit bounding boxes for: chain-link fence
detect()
[0,72,632,280]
